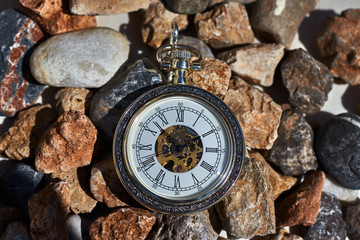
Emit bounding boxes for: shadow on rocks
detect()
[342,84,360,115]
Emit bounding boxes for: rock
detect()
[208,0,258,7]
[194,2,254,49]
[20,0,96,35]
[148,211,218,240]
[164,35,214,58]
[70,0,151,15]
[322,176,360,202]
[223,77,282,149]
[55,88,93,116]
[281,49,334,115]
[66,215,83,240]
[0,105,57,160]
[0,206,23,233]
[316,113,360,189]
[28,181,71,240]
[30,27,129,88]
[0,163,44,213]
[304,192,346,240]
[0,157,17,179]
[0,9,45,117]
[187,57,231,99]
[51,169,97,214]
[261,228,304,240]
[164,0,210,14]
[217,43,284,86]
[89,208,156,240]
[90,59,163,142]
[35,111,97,174]
[317,9,360,85]
[276,171,325,228]
[0,221,30,240]
[90,155,131,208]
[142,0,188,49]
[215,152,275,239]
[346,202,360,240]
[251,0,317,48]
[268,109,318,176]
[250,151,297,200]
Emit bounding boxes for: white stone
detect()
[323,176,360,202]
[30,27,129,88]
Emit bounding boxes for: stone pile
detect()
[0,0,359,239]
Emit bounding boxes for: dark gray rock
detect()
[346,202,360,240]
[0,163,44,213]
[148,211,218,240]
[0,9,45,116]
[316,113,360,189]
[164,0,210,14]
[90,59,163,142]
[0,221,30,240]
[281,49,333,116]
[269,109,317,176]
[305,192,346,240]
[251,0,317,48]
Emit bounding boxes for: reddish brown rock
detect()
[261,228,304,240]
[51,169,97,214]
[224,77,282,149]
[89,207,156,240]
[90,155,131,208]
[217,43,285,86]
[20,0,96,35]
[142,0,188,49]
[28,181,71,240]
[0,206,23,233]
[216,151,275,239]
[194,2,254,49]
[276,171,325,228]
[35,110,97,174]
[0,105,56,160]
[249,151,297,200]
[55,88,93,116]
[317,9,360,85]
[187,57,231,99]
[70,0,151,15]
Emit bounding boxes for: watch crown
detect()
[173,49,191,60]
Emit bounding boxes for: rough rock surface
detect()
[55,88,93,116]
[0,105,56,160]
[89,208,156,240]
[90,155,131,208]
[164,0,210,14]
[276,171,325,228]
[0,163,44,213]
[251,0,317,48]
[20,0,96,35]
[250,151,297,200]
[223,77,282,149]
[148,211,218,240]
[28,181,71,240]
[346,202,360,240]
[70,0,151,15]
[215,153,275,239]
[35,111,97,174]
[0,206,23,233]
[281,49,334,115]
[0,9,45,116]
[90,59,163,142]
[51,169,97,214]
[0,221,31,240]
[142,0,188,49]
[194,2,254,49]
[305,192,346,240]
[261,228,304,240]
[317,9,360,85]
[218,43,284,86]
[30,27,129,88]
[269,109,318,176]
[316,113,360,189]
[187,57,231,99]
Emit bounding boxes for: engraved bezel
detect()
[113,84,244,214]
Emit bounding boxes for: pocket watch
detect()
[113,23,244,214]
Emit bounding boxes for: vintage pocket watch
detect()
[113,23,244,214]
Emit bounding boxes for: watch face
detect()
[113,85,244,214]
